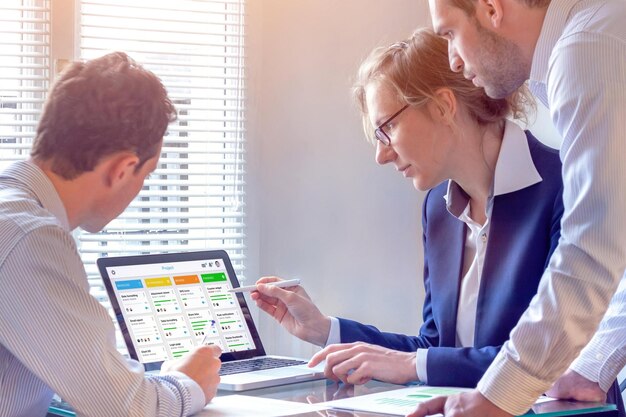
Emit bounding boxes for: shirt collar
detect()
[445,120,543,217]
[1,160,71,231]
[493,120,543,195]
[529,0,579,86]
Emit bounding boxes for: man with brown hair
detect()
[408,0,626,416]
[0,52,221,417]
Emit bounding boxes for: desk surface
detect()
[48,379,617,417]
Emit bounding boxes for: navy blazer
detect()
[339,131,563,387]
[338,131,625,413]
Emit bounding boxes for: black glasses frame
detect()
[374,104,409,146]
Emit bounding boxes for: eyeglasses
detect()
[374,104,409,146]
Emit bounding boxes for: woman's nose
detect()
[375,141,396,165]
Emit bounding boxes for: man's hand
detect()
[161,344,222,404]
[250,276,331,346]
[308,342,418,385]
[406,390,513,417]
[546,370,607,403]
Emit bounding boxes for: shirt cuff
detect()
[416,348,428,383]
[161,370,206,414]
[326,317,341,346]
[569,337,626,392]
[477,352,552,416]
[569,276,626,392]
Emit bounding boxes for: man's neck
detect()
[503,2,550,74]
[31,158,96,231]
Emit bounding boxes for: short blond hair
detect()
[353,28,532,142]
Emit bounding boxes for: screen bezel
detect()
[98,249,266,371]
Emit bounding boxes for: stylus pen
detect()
[227,278,301,293]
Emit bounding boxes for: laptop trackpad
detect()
[256,365,317,376]
[223,365,320,382]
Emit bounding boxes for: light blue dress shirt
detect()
[477,0,626,414]
[0,161,205,417]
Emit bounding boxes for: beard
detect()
[472,21,530,99]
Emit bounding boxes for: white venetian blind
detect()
[0,0,50,171]
[77,0,248,305]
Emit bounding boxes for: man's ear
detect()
[102,152,140,189]
[477,0,503,28]
[430,88,457,125]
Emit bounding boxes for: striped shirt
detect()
[477,0,626,414]
[0,160,204,417]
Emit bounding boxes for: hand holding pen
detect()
[249,276,332,347]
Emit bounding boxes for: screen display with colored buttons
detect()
[107,258,255,363]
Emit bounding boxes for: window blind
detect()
[78,1,247,309]
[0,0,247,352]
[0,0,50,171]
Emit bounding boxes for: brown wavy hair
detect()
[353,28,533,143]
[31,52,177,179]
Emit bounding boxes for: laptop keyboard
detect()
[219,357,307,376]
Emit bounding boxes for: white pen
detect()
[227,278,301,293]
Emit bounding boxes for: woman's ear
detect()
[430,88,457,125]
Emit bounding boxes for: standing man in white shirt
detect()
[409,0,626,416]
[0,52,221,417]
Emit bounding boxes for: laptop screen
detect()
[98,250,265,370]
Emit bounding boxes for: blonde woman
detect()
[253,28,567,390]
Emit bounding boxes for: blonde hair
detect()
[353,28,532,142]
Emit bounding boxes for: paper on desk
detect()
[323,386,473,416]
[194,394,330,417]
[324,386,562,417]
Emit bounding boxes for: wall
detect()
[245,1,562,358]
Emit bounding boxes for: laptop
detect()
[98,250,325,391]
